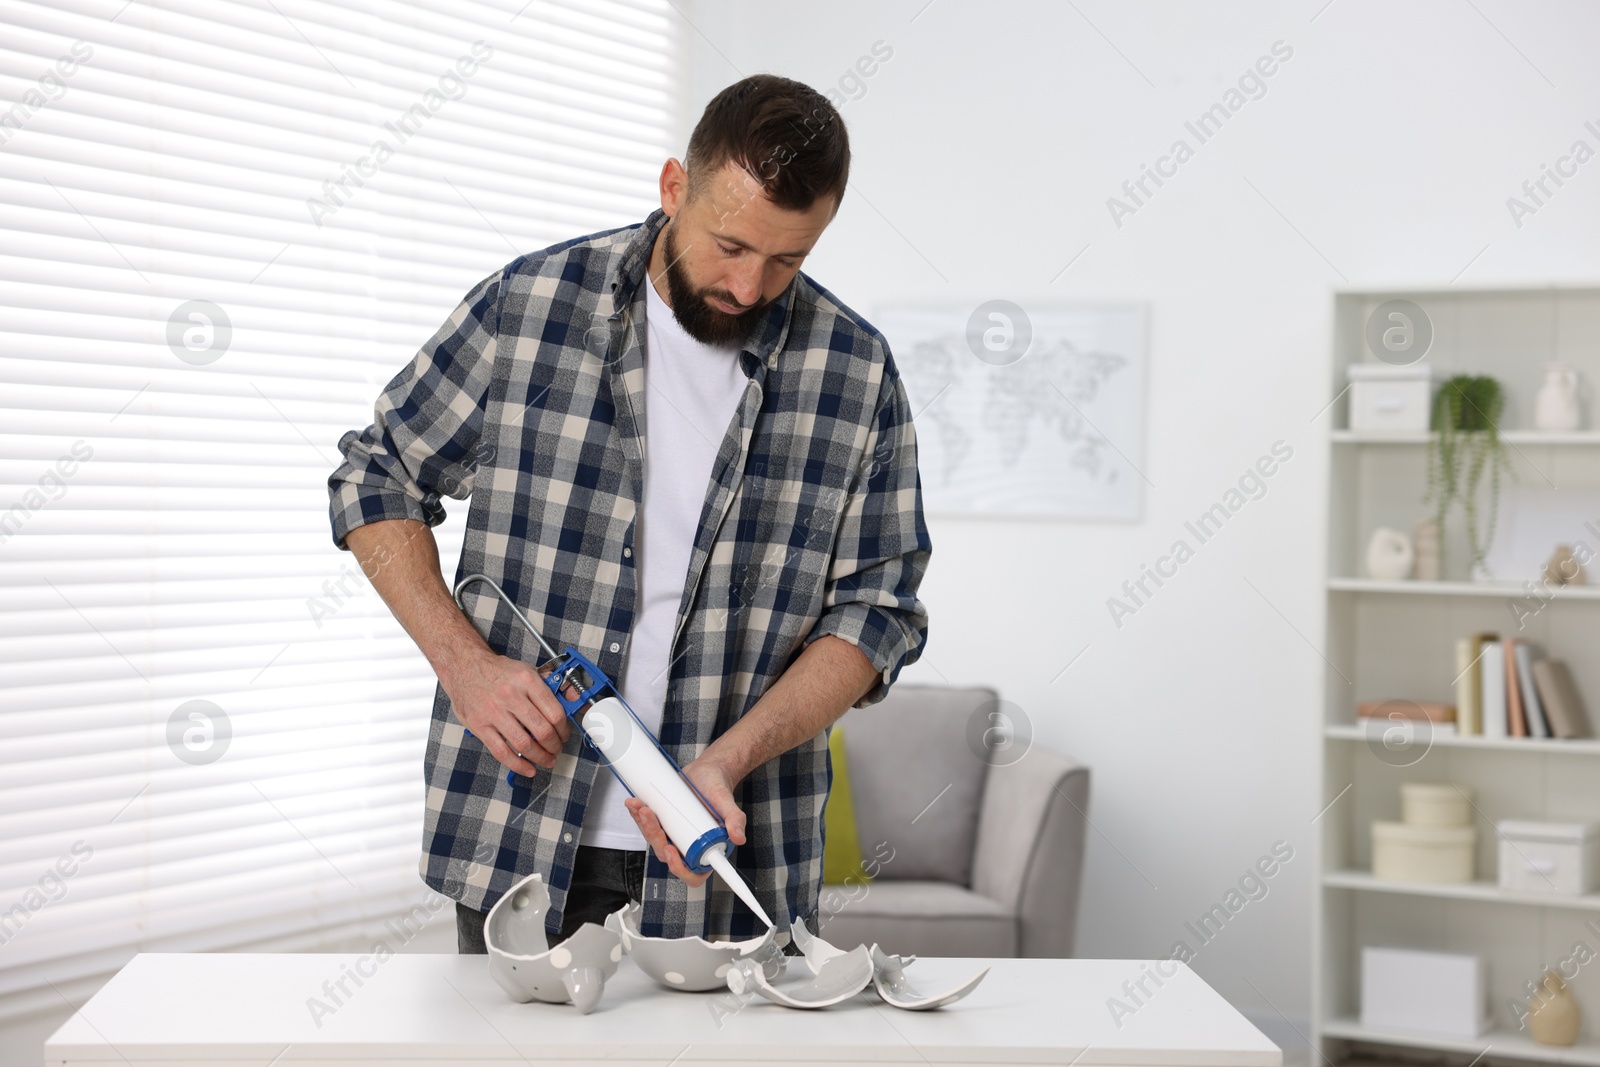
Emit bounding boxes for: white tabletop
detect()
[46,953,1281,1066]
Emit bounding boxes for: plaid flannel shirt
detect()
[327,207,931,941]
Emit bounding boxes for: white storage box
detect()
[1497,820,1600,895]
[1372,821,1475,883]
[1348,363,1435,432]
[1361,946,1489,1038]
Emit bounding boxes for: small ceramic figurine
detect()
[1366,527,1414,581]
[1411,518,1441,581]
[1544,544,1588,587]
[483,872,623,1014]
[1527,968,1580,1046]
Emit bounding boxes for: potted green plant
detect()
[1424,374,1513,578]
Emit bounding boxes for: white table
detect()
[46,953,1282,1066]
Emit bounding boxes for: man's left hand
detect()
[625,756,746,888]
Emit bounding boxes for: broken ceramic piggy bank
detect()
[484,871,623,1014]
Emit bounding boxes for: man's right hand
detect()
[441,650,573,779]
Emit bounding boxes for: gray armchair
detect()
[815,685,1090,958]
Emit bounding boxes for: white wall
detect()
[684,0,1600,1035]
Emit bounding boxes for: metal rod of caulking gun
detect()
[452,574,560,662]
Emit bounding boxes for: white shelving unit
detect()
[1314,287,1600,1066]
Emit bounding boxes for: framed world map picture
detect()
[876,302,1148,519]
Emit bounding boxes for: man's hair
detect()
[684,74,849,214]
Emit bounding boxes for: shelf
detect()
[1323,869,1600,910]
[1328,577,1600,599]
[1319,290,1600,1067]
[1322,1016,1600,1065]
[1332,430,1600,445]
[1325,724,1600,755]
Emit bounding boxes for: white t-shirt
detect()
[580,274,749,850]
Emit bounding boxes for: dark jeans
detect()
[456,845,647,954]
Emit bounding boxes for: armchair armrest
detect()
[970,748,1090,958]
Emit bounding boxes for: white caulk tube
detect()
[582,697,774,929]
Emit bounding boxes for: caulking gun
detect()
[453,573,774,929]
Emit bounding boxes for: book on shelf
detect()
[1514,641,1550,738]
[1356,717,1458,737]
[1356,700,1455,722]
[1355,700,1457,739]
[1532,660,1592,739]
[1480,640,1507,738]
[1504,637,1528,737]
[1453,632,1495,736]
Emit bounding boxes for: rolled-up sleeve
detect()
[803,361,932,706]
[327,269,502,549]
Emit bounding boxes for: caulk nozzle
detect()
[704,847,774,929]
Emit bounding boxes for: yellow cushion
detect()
[822,725,872,885]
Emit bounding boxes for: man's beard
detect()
[659,223,774,348]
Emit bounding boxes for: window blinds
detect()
[0,0,679,1021]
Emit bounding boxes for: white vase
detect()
[1366,527,1414,580]
[1534,363,1582,432]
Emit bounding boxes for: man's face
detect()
[653,158,836,347]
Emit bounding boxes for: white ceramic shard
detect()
[869,944,990,1010]
[725,942,875,1009]
[484,872,623,1014]
[603,900,785,992]
[783,921,991,1012]
[790,917,851,976]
